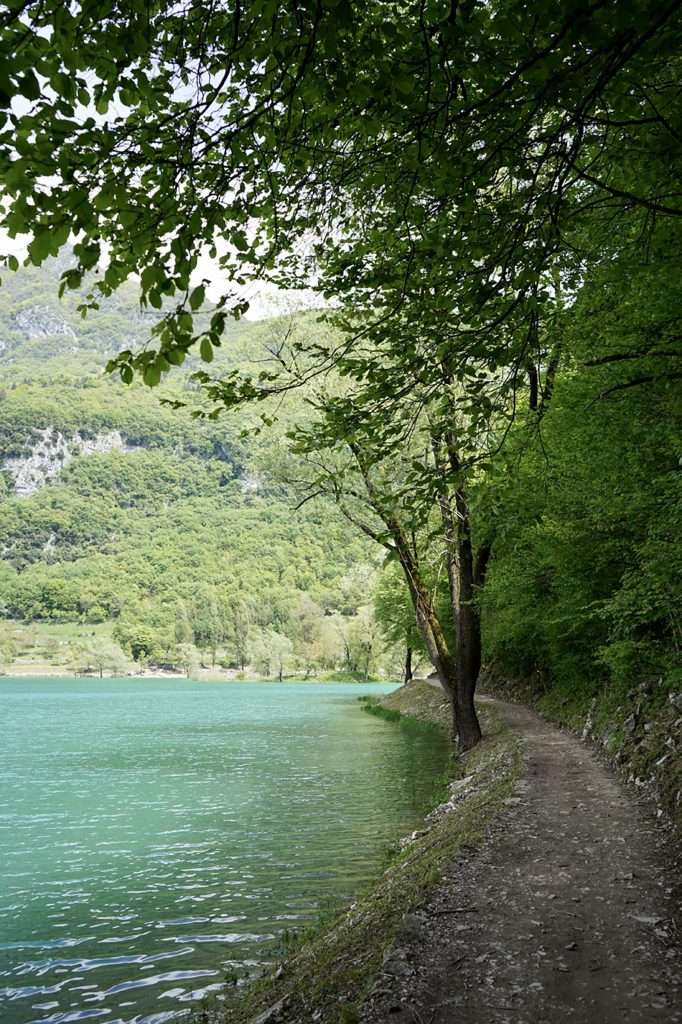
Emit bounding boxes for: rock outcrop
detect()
[4,427,132,496]
[12,305,78,343]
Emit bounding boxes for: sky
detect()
[0,228,321,322]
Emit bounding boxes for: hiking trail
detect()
[361,696,681,1023]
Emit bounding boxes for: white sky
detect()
[0,229,321,321]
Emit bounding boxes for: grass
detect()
[0,619,125,673]
[360,696,448,739]
[223,671,389,684]
[213,682,522,1024]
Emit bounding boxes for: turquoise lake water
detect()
[0,678,449,1024]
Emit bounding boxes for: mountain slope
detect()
[0,259,378,676]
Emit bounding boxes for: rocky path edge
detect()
[360,696,681,1023]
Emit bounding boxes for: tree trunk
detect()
[349,437,482,748]
[401,561,456,699]
[528,362,539,410]
[404,646,413,683]
[452,487,483,750]
[454,594,483,750]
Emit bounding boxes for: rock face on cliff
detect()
[0,253,155,363]
[4,428,132,496]
[12,305,78,344]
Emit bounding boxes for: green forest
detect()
[1,5,682,1024]
[0,260,402,679]
[1,4,680,778]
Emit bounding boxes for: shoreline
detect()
[216,681,522,1024]
[0,667,189,679]
[0,667,393,683]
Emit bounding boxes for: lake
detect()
[0,678,449,1024]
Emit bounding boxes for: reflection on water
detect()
[0,679,449,1024]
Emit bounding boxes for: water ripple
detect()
[1,679,448,1024]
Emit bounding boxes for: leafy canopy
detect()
[1,1,680,415]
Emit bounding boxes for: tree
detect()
[83,640,127,678]
[248,627,293,681]
[191,589,228,667]
[373,564,427,683]
[3,1,680,404]
[288,593,326,677]
[345,605,382,681]
[337,565,377,617]
[283,333,495,748]
[4,1,681,749]
[480,248,682,701]
[0,634,17,672]
[176,642,198,679]
[226,599,253,672]
[174,601,194,645]
[112,622,160,663]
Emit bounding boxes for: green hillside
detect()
[0,260,379,678]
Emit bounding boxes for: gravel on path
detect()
[361,697,681,1023]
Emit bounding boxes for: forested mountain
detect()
[1,9,681,1024]
[1,1,680,804]
[0,259,385,677]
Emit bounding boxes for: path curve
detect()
[361,696,681,1023]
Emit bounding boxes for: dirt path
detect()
[361,697,681,1023]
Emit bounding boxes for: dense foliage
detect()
[1,2,681,755]
[481,252,682,704]
[0,262,400,677]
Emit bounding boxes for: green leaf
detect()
[143,363,161,386]
[27,231,52,266]
[166,348,186,366]
[200,337,214,362]
[189,284,205,310]
[19,72,41,101]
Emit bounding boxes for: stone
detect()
[630,913,663,926]
[251,996,289,1024]
[398,913,423,941]
[384,960,413,978]
[3,426,133,496]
